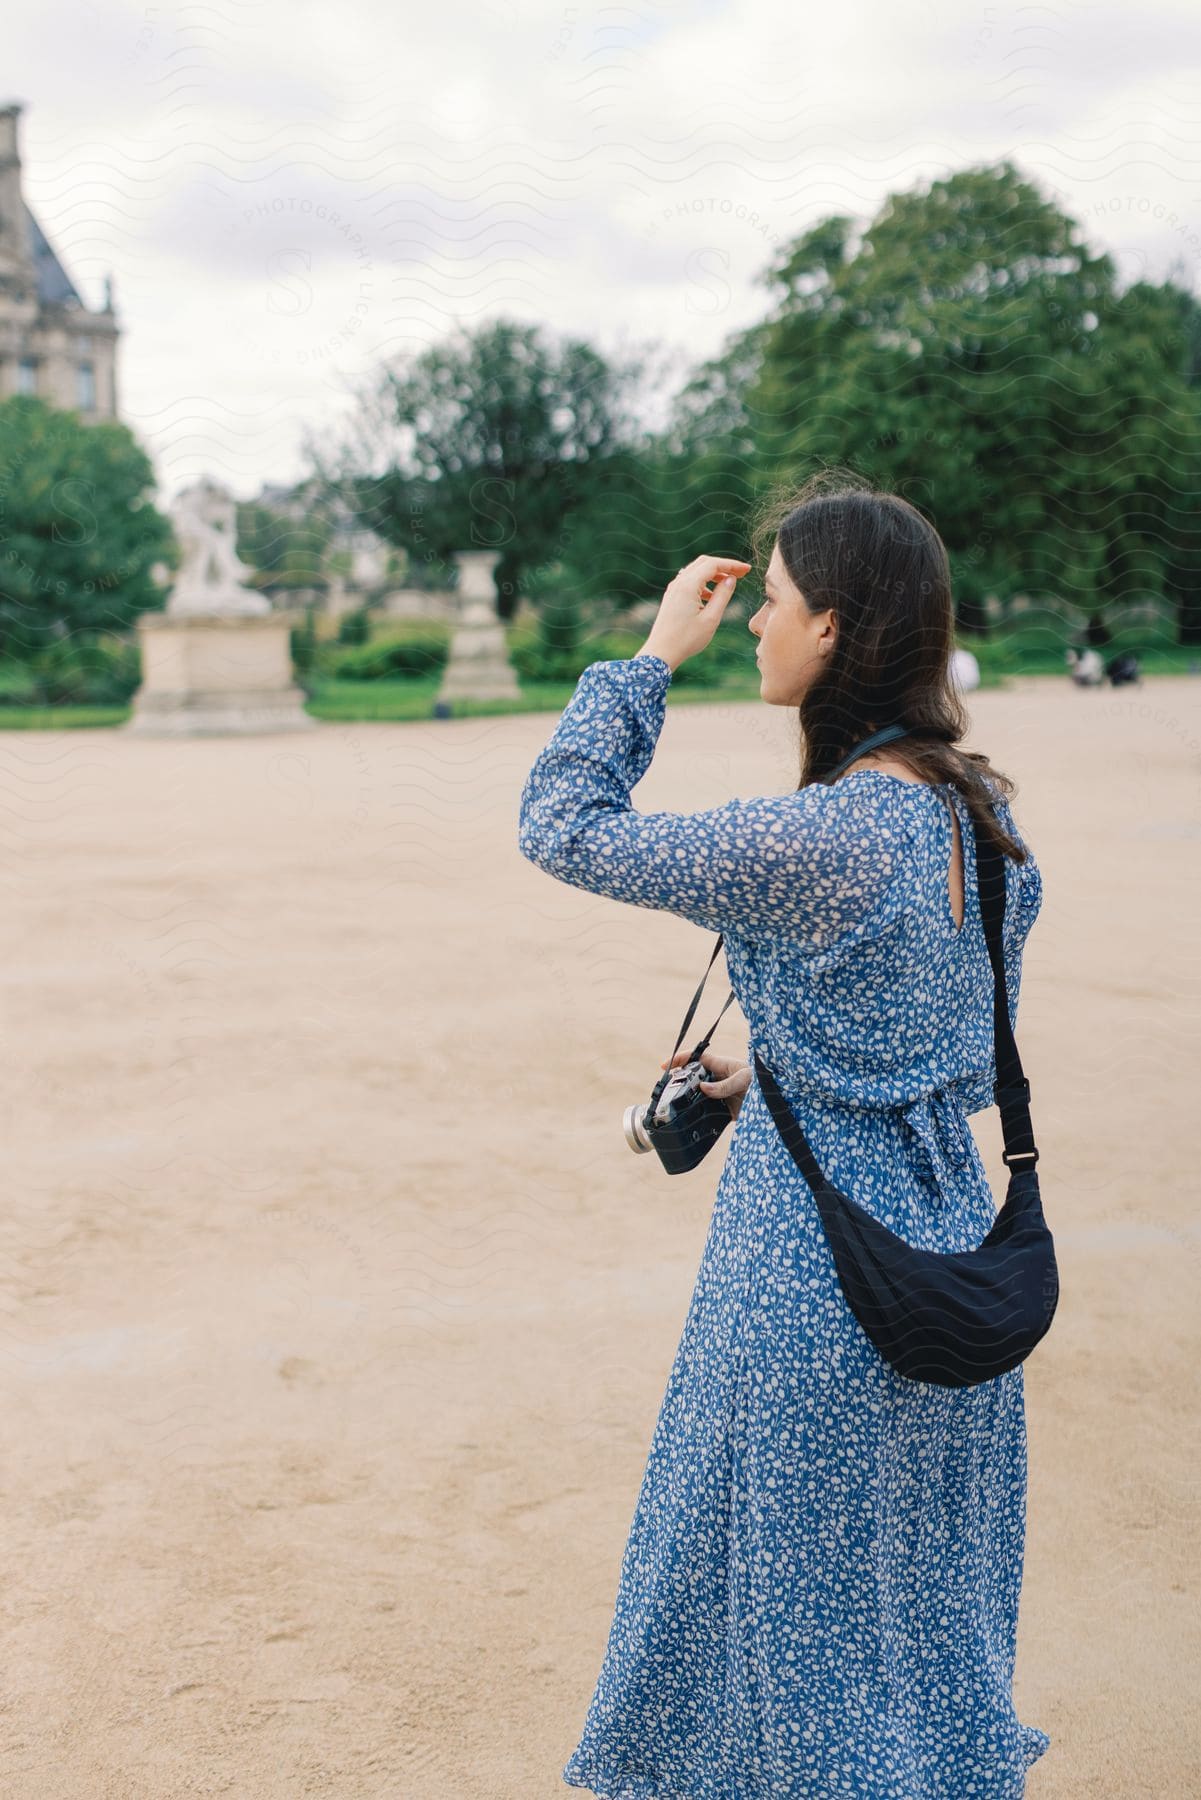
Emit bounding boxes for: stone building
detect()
[0,101,119,419]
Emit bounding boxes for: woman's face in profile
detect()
[747,543,836,707]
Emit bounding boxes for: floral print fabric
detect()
[518,655,1051,1797]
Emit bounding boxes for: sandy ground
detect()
[1,674,1198,1797]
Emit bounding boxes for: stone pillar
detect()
[436,550,519,705]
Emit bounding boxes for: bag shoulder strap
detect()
[973,813,1039,1167]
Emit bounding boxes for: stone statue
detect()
[166,478,271,618]
[128,474,315,736]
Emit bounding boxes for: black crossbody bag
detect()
[681,725,1059,1389]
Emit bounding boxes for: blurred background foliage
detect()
[2,159,1200,719]
[313,160,1201,669]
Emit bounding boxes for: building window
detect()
[77,362,96,410]
[17,357,38,395]
[77,335,93,354]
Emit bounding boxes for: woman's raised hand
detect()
[660,1047,753,1121]
[638,554,752,671]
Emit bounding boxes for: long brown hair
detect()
[751,467,1027,863]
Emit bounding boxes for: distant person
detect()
[949,644,980,692]
[1066,646,1105,687]
[1105,651,1141,687]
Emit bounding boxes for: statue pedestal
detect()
[126,611,317,736]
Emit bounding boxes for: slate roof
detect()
[23,201,83,308]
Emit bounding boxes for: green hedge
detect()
[502,618,749,686]
[327,625,451,681]
[319,612,749,688]
[0,635,143,706]
[290,607,319,676]
[336,607,372,647]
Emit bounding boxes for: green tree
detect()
[0,396,174,656]
[751,166,1120,625]
[1082,275,1201,643]
[235,493,334,594]
[669,161,1201,640]
[309,318,651,620]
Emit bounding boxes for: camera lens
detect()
[623,1103,654,1154]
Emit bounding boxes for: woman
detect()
[517,472,1051,1797]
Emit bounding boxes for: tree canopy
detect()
[670,161,1201,637]
[0,396,174,655]
[235,493,335,594]
[311,319,654,618]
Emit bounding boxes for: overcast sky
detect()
[9,0,1201,504]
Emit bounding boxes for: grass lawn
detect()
[0,704,134,730]
[299,625,1201,719]
[304,672,772,721]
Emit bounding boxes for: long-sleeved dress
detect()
[517,653,1051,1799]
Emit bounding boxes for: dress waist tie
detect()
[899,1088,976,1204]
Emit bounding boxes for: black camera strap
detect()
[668,933,739,1063]
[668,724,1038,1171]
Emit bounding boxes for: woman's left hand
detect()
[638,555,752,672]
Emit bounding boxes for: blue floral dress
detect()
[517,654,1051,1799]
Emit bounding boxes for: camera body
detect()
[623,1054,733,1175]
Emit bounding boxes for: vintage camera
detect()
[622,1052,733,1175]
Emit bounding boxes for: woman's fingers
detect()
[700,1067,753,1096]
[688,555,752,581]
[654,1050,751,1121]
